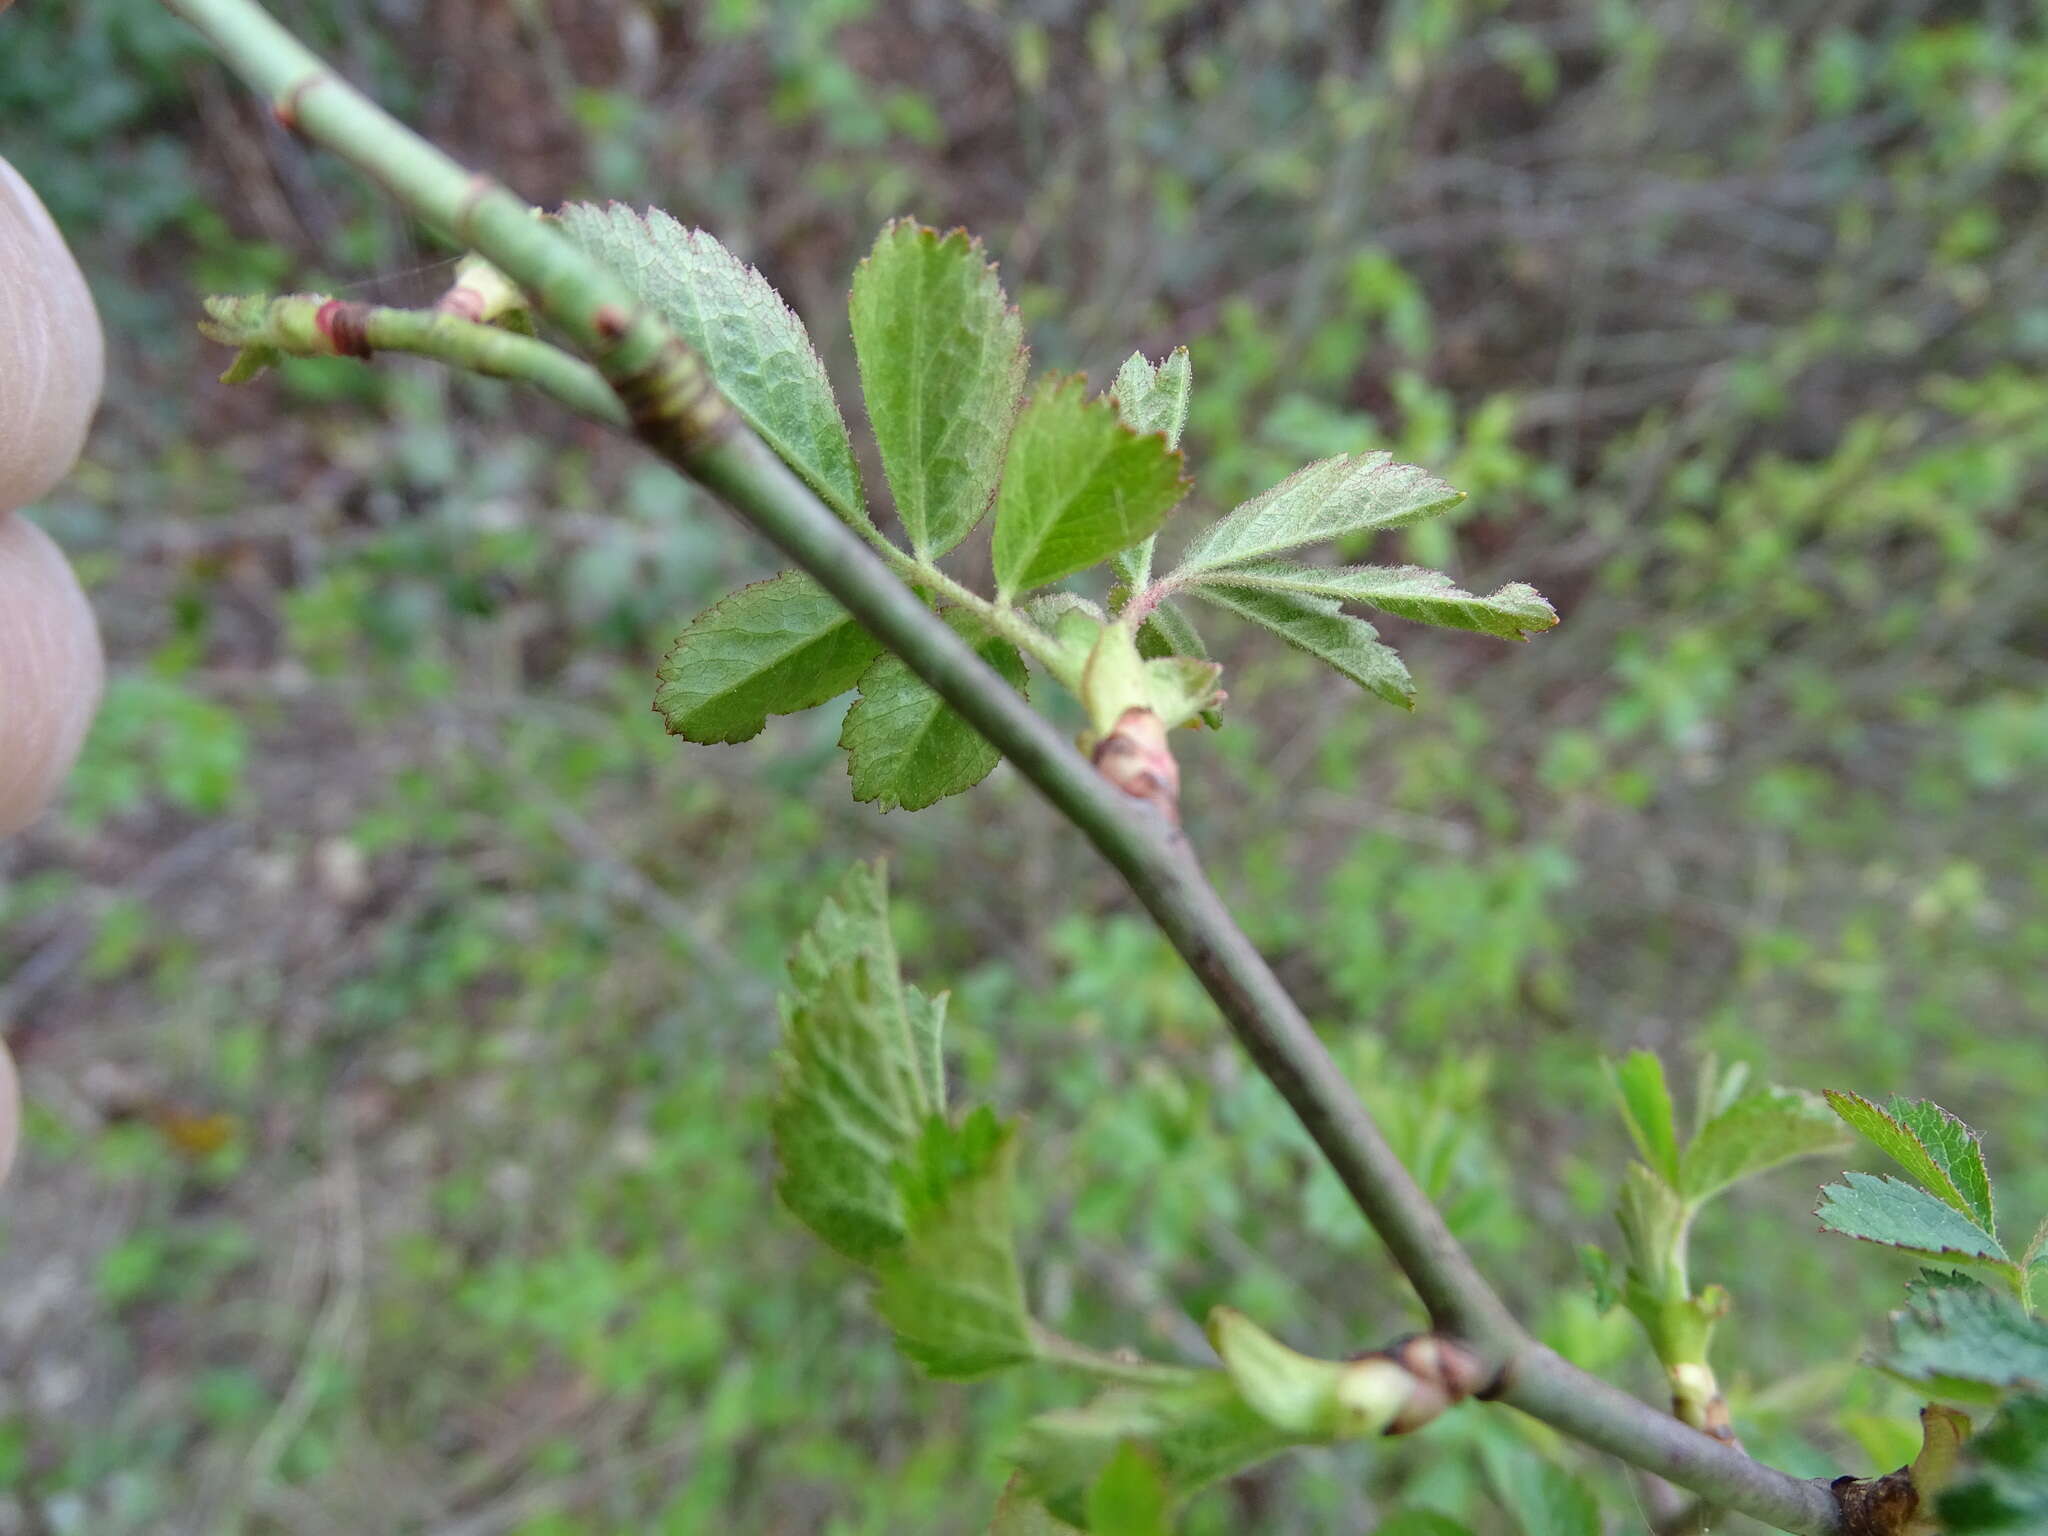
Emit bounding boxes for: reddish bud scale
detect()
[314,298,373,358]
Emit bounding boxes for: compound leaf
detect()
[840,609,1028,811]
[1680,1086,1847,1203]
[771,862,940,1265]
[1190,582,1414,709]
[850,221,1026,558]
[1817,1172,2013,1270]
[558,204,865,522]
[993,376,1188,599]
[1188,561,1558,640]
[1171,452,1464,577]
[875,1108,1036,1378]
[654,572,881,743]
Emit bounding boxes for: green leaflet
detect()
[1889,1096,1999,1233]
[876,1108,1037,1379]
[1679,1086,1846,1202]
[1106,346,1193,598]
[1883,1271,2048,1397]
[850,221,1026,559]
[1187,561,1558,640]
[840,609,1030,811]
[654,572,881,744]
[1607,1051,1682,1188]
[1191,581,1415,709]
[556,204,866,523]
[1105,348,1210,678]
[1108,347,1192,446]
[771,862,943,1265]
[1816,1172,2013,1269]
[992,376,1188,600]
[1826,1090,1993,1232]
[1171,451,1465,577]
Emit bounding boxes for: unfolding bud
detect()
[1092,707,1180,819]
[1379,1333,1491,1434]
[436,252,530,330]
[1208,1309,1486,1442]
[1,154,105,512]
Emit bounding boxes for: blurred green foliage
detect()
[1,0,2044,1530]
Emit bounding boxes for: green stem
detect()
[201,293,623,426]
[1029,1324,1206,1388]
[156,4,1841,1529]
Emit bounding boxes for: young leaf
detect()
[654,572,881,744]
[875,1108,1037,1378]
[1171,452,1465,578]
[1011,1375,1298,1523]
[1825,1091,1986,1231]
[557,205,866,522]
[1680,1086,1847,1203]
[992,376,1188,599]
[1107,347,1192,592]
[1190,583,1414,709]
[1186,562,1558,640]
[1208,1308,1415,1440]
[1938,1393,2048,1535]
[1606,1052,1683,1188]
[1692,1056,1753,1136]
[1889,1096,1998,1234]
[850,221,1026,559]
[1108,347,1192,446]
[1133,596,1208,662]
[1882,1271,2048,1397]
[1816,1172,2014,1269]
[771,862,939,1265]
[1129,596,1223,729]
[840,609,1029,811]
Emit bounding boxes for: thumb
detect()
[1,152,108,836]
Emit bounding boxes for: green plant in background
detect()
[9,0,2044,1530]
